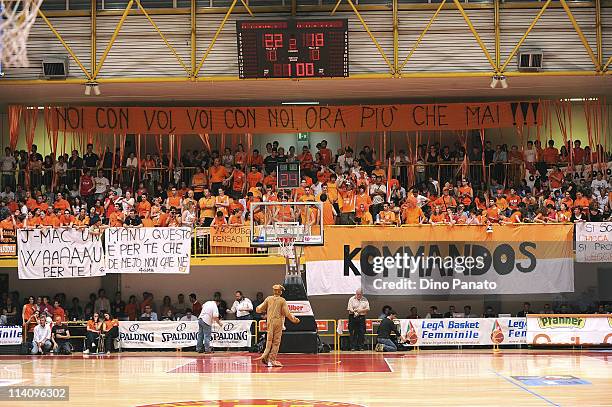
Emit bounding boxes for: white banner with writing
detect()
[118,320,252,348]
[398,317,527,346]
[526,315,612,345]
[575,222,612,263]
[105,227,191,274]
[0,326,23,345]
[17,228,105,279]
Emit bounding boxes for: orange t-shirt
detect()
[53,199,70,212]
[403,206,424,224]
[247,171,263,188]
[249,155,263,167]
[109,211,124,227]
[322,201,335,225]
[232,170,245,191]
[507,195,521,210]
[191,172,207,193]
[209,165,228,183]
[167,196,181,209]
[573,197,590,208]
[137,201,152,218]
[543,147,559,164]
[339,190,356,213]
[430,213,446,223]
[26,198,37,211]
[58,214,74,226]
[141,217,154,227]
[263,175,276,188]
[42,216,61,227]
[487,207,501,221]
[355,193,372,214]
[0,218,13,230]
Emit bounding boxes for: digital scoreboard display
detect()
[236,19,349,79]
[277,163,301,189]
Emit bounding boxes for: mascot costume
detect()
[255,284,300,367]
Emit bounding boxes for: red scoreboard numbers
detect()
[237,19,349,79]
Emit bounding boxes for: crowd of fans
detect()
[0,138,610,232]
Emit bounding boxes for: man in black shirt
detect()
[51,317,71,354]
[375,310,401,352]
[83,143,99,169]
[123,209,142,227]
[264,149,278,175]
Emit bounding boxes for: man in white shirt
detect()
[94,289,111,314]
[227,291,253,320]
[32,317,52,355]
[591,173,609,194]
[346,288,370,351]
[140,305,158,321]
[0,147,16,190]
[179,309,198,322]
[94,169,110,200]
[197,299,221,354]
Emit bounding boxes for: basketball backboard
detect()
[250,201,324,246]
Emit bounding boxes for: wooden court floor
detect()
[0,349,610,407]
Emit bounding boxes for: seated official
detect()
[102,312,119,354]
[51,316,71,354]
[375,310,402,352]
[84,312,103,354]
[180,309,198,321]
[32,317,53,355]
[140,305,158,321]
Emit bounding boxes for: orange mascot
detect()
[255,284,300,367]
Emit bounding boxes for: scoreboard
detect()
[277,162,301,189]
[236,19,349,79]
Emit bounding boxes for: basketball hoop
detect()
[277,236,297,259]
[273,221,304,261]
[1,0,44,68]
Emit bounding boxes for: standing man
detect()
[347,288,369,351]
[32,317,52,355]
[255,284,300,367]
[197,298,221,354]
[227,291,253,320]
[190,293,202,317]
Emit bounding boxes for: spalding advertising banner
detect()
[118,320,252,348]
[399,318,527,346]
[526,315,612,345]
[305,225,574,295]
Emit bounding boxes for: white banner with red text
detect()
[104,227,191,274]
[17,228,105,279]
[526,315,612,345]
[118,320,252,348]
[575,222,612,263]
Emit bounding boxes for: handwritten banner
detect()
[104,227,191,274]
[210,225,251,248]
[575,222,612,263]
[43,101,542,134]
[17,228,105,279]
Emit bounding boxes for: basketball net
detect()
[1,0,44,68]
[273,222,304,279]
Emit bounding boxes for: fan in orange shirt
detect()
[141,212,155,227]
[486,200,501,223]
[247,166,264,189]
[166,187,182,209]
[230,165,246,198]
[263,171,277,188]
[42,210,61,228]
[58,210,75,227]
[376,203,396,225]
[0,215,14,231]
[573,191,590,210]
[228,209,244,226]
[543,140,560,165]
[401,200,424,225]
[429,206,447,225]
[209,158,228,192]
[320,193,336,225]
[211,210,227,226]
[109,209,125,227]
[249,150,264,168]
[53,193,71,212]
[136,196,152,218]
[191,167,208,199]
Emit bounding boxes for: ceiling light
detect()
[84,81,100,96]
[499,75,508,89]
[489,75,508,89]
